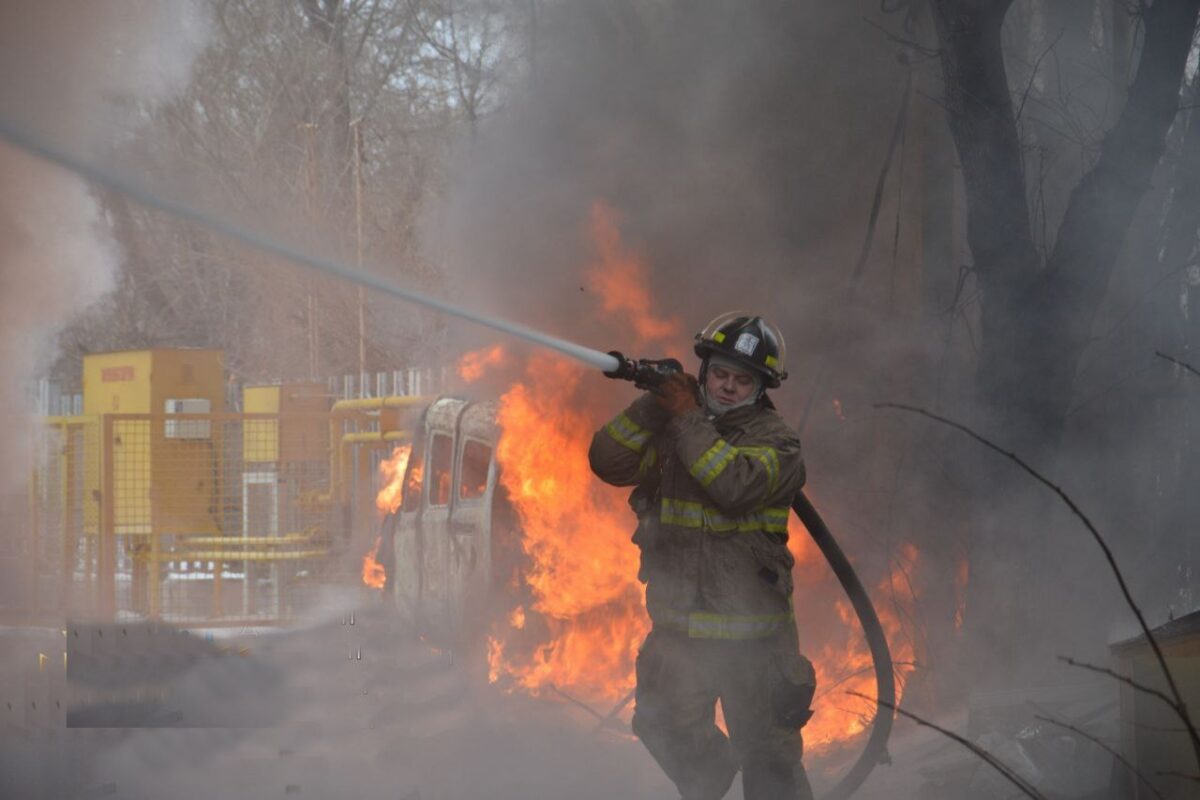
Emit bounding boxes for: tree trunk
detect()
[930,0,1200,685]
[932,0,1200,460]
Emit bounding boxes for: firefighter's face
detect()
[705,362,757,405]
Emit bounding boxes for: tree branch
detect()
[1033,714,1165,800]
[874,402,1200,767]
[846,691,1047,800]
[1157,770,1200,782]
[1058,656,1182,716]
[1155,350,1200,379]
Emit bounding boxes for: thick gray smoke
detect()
[431,0,907,387]
[0,1,209,482]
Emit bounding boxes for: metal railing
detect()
[22,412,341,625]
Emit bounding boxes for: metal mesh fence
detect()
[24,412,345,625]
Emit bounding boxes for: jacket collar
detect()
[711,400,768,431]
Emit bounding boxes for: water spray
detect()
[0,118,620,376]
[0,118,892,799]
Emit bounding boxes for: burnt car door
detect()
[417,403,458,638]
[445,402,498,642]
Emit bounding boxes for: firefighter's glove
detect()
[654,372,700,417]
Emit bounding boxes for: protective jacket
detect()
[589,393,806,640]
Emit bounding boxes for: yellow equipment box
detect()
[82,349,226,537]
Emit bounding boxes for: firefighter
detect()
[589,312,817,800]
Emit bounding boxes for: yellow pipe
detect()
[177,535,323,546]
[43,415,95,427]
[148,549,329,562]
[331,395,432,413]
[342,430,409,444]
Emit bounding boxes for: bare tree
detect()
[56,0,518,383]
[930,0,1200,457]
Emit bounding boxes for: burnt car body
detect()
[378,397,519,645]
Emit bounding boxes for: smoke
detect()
[0,1,210,479]
[423,3,1194,796]
[429,0,905,377]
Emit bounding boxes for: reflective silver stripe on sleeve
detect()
[688,439,737,486]
[604,412,651,452]
[737,446,780,493]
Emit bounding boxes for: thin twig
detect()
[1016,29,1065,123]
[1156,770,1200,782]
[548,684,604,721]
[862,16,940,59]
[1155,350,1200,379]
[1033,714,1165,800]
[814,661,919,702]
[846,691,1047,800]
[590,686,636,736]
[1058,656,1181,715]
[874,403,1200,767]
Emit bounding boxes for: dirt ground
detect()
[0,595,978,800]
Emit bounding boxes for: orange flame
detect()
[364,444,413,589]
[482,201,919,753]
[954,550,969,632]
[798,530,920,751]
[458,344,509,383]
[376,444,413,515]
[489,354,648,704]
[362,535,386,589]
[586,202,680,346]
[509,606,526,630]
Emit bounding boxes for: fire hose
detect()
[605,353,894,800]
[0,119,893,798]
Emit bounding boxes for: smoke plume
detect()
[0,1,209,480]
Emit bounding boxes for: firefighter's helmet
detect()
[694,311,788,388]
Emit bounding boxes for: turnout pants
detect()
[632,627,815,800]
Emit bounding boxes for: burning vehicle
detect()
[373,397,516,647]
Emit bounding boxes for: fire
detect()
[489,354,648,704]
[482,200,919,756]
[954,550,969,632]
[458,344,509,383]
[363,444,413,589]
[376,443,413,514]
[586,202,680,346]
[362,535,386,589]
[797,531,920,752]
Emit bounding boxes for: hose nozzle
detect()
[603,351,684,392]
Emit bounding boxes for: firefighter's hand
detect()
[654,372,699,417]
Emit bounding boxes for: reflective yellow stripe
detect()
[737,446,780,493]
[659,499,790,534]
[689,439,736,486]
[689,442,781,491]
[655,608,795,640]
[604,413,651,452]
[759,506,790,533]
[661,497,704,527]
